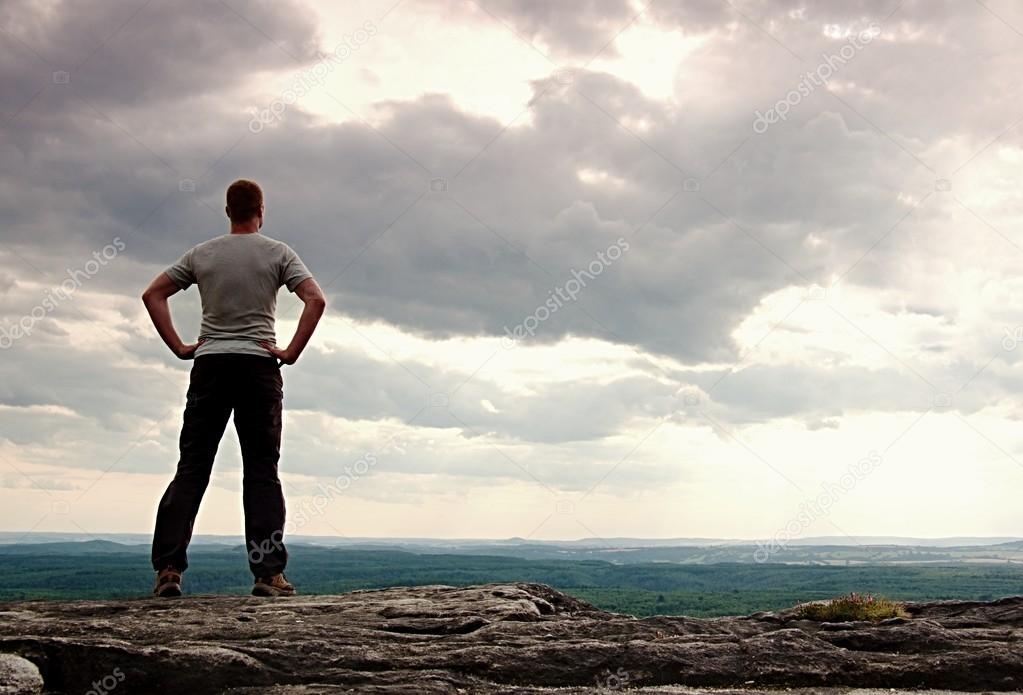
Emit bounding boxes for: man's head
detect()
[225,179,264,227]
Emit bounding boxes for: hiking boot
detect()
[252,573,296,597]
[153,566,182,597]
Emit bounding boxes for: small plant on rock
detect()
[797,592,909,622]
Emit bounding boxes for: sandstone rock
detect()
[0,653,43,695]
[1,583,1021,693]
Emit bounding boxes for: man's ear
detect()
[225,205,231,219]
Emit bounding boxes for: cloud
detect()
[1,0,321,113]
[2,0,1023,538]
[4,0,1020,367]
[417,0,640,59]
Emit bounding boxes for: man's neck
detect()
[230,222,260,235]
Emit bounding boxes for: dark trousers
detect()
[152,353,288,577]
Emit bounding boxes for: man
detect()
[142,179,326,598]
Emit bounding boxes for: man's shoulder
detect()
[256,233,294,248]
[193,233,290,249]
[255,234,303,258]
[189,234,230,252]
[186,233,300,260]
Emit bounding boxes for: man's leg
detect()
[152,356,232,572]
[233,356,287,577]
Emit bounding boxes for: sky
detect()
[2,0,1023,544]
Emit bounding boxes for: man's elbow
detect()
[309,295,327,313]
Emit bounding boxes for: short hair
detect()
[225,179,263,223]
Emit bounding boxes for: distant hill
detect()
[0,539,149,555]
[2,532,1019,550]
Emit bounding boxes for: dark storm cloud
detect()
[1,0,320,113]
[1,0,1021,468]
[5,0,1017,365]
[0,0,325,275]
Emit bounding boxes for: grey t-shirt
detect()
[165,233,313,358]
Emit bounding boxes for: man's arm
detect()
[141,272,204,360]
[261,277,326,365]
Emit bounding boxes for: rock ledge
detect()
[1,583,1022,693]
